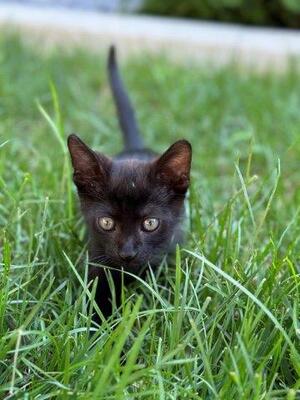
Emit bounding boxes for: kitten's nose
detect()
[118,241,138,262]
[118,249,138,262]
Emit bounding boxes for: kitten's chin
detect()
[116,259,148,275]
[110,256,161,276]
[89,251,164,276]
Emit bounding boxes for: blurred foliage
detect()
[139,0,300,28]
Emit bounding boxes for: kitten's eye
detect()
[142,217,160,232]
[98,217,115,231]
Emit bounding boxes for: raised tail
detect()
[107,45,144,151]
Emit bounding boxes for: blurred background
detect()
[1,0,299,72]
[1,0,300,27]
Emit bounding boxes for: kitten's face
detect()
[68,135,192,273]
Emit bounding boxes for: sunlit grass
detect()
[0,34,300,398]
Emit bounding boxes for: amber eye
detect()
[142,217,160,232]
[98,217,115,231]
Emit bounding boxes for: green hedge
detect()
[139,0,300,28]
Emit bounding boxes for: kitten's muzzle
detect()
[118,249,138,262]
[118,239,138,262]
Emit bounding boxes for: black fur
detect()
[68,46,192,319]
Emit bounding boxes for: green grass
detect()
[1,34,300,399]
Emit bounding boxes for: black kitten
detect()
[67,46,192,319]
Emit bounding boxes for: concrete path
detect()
[0,0,137,12]
[0,2,300,70]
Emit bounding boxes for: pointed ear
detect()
[153,140,192,193]
[67,134,111,193]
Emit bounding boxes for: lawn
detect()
[0,34,300,399]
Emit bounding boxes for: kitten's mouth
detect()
[117,258,150,274]
[119,259,140,269]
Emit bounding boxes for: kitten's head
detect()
[68,134,192,273]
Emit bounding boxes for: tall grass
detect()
[0,35,300,398]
